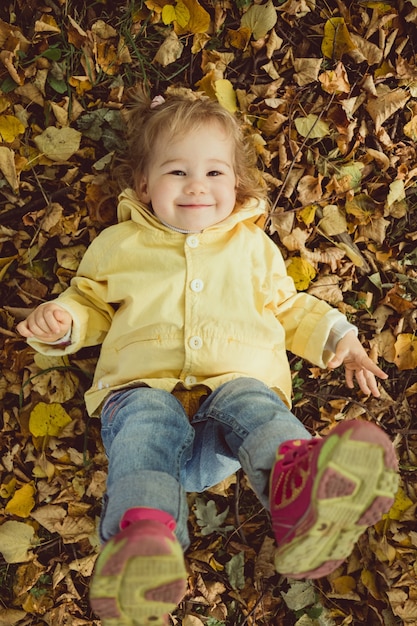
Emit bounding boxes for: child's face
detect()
[136,122,237,232]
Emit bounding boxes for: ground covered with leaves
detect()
[1,0,417,624]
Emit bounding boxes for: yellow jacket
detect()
[29,188,347,415]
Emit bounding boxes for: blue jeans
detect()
[99,377,310,549]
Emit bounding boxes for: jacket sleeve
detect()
[27,238,115,356]
[265,240,350,368]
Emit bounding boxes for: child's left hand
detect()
[327,330,387,397]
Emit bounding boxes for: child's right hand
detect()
[17,303,73,343]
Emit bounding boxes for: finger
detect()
[345,368,355,389]
[361,356,388,380]
[363,371,381,397]
[355,369,371,396]
[34,307,66,336]
[16,321,32,338]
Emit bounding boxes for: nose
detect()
[184,175,207,194]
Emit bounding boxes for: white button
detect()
[189,336,203,350]
[185,375,197,385]
[186,235,199,248]
[190,279,204,293]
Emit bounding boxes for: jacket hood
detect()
[117,187,267,233]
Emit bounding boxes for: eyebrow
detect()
[160,158,233,169]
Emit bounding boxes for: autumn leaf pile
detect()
[1,0,417,625]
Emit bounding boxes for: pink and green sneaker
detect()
[270,420,399,579]
[90,518,187,626]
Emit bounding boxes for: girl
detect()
[17,90,399,626]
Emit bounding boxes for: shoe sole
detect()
[274,421,399,579]
[90,522,187,626]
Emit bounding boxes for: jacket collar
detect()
[117,188,267,233]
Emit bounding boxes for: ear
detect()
[135,176,151,203]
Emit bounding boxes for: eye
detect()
[170,170,186,176]
[207,170,222,177]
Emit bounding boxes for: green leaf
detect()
[47,76,68,94]
[194,498,234,536]
[41,47,62,61]
[225,551,245,590]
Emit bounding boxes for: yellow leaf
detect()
[385,486,414,520]
[331,575,356,595]
[214,79,237,113]
[321,17,356,60]
[162,4,177,24]
[29,402,72,437]
[5,483,36,518]
[298,204,316,226]
[287,257,316,291]
[394,334,417,371]
[34,126,82,162]
[0,115,25,143]
[240,0,277,40]
[176,0,210,34]
[174,0,190,27]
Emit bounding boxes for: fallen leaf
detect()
[194,498,233,536]
[287,257,316,291]
[0,521,35,563]
[34,126,82,161]
[0,146,19,191]
[29,402,72,437]
[321,17,356,59]
[294,114,330,139]
[394,334,417,371]
[214,78,237,113]
[0,115,25,142]
[319,204,347,236]
[241,0,277,40]
[153,31,184,66]
[5,482,36,518]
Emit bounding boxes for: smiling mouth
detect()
[178,204,212,209]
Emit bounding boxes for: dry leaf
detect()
[5,482,36,518]
[321,17,356,59]
[366,86,410,132]
[319,204,347,236]
[29,402,72,437]
[0,521,35,563]
[214,78,237,112]
[240,0,277,40]
[0,115,25,142]
[394,334,417,371]
[319,61,351,94]
[294,114,330,139]
[153,31,184,66]
[34,126,82,161]
[286,256,316,290]
[0,146,19,191]
[293,57,322,86]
